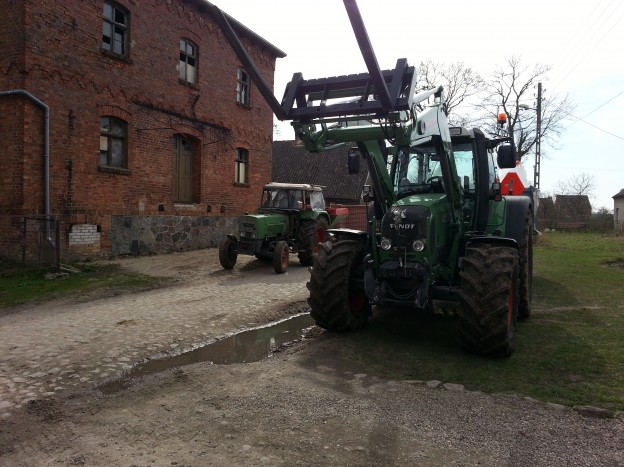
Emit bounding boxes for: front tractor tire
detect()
[273,240,290,274]
[219,236,238,270]
[297,217,329,266]
[307,239,370,331]
[457,243,519,357]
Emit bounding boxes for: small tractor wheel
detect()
[307,238,370,331]
[518,210,534,320]
[273,240,290,274]
[219,236,238,270]
[457,243,519,357]
[297,217,330,266]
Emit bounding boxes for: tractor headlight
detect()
[412,239,425,252]
[380,237,392,250]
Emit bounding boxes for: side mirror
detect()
[348,147,360,174]
[497,144,516,169]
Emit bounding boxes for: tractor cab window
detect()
[309,191,325,210]
[262,189,302,209]
[261,189,276,207]
[452,142,476,194]
[393,145,443,197]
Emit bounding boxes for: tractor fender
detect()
[502,195,532,245]
[299,213,332,230]
[465,235,518,251]
[225,233,238,242]
[318,213,332,227]
[327,228,370,249]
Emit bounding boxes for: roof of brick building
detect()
[555,195,592,220]
[271,140,369,202]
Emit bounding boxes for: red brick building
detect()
[0,0,284,261]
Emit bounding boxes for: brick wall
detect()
[68,223,101,246]
[0,0,280,261]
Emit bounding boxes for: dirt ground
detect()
[1,249,623,466]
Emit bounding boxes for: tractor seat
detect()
[430,177,445,193]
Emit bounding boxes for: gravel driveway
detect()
[0,248,622,466]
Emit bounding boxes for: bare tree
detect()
[555,172,596,197]
[415,60,485,126]
[476,56,575,163]
[593,206,613,233]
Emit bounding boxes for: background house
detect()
[614,189,624,231]
[554,195,592,231]
[0,0,284,263]
[538,195,593,231]
[538,196,556,230]
[272,140,370,229]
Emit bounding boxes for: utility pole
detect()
[534,82,542,189]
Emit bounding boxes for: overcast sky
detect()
[217,0,624,212]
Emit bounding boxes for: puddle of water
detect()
[98,313,315,394]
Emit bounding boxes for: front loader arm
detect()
[208,0,457,215]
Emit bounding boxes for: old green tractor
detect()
[210,0,533,355]
[219,183,348,274]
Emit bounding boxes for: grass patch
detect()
[331,232,624,410]
[0,260,167,309]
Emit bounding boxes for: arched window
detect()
[100,116,127,168]
[235,148,249,184]
[173,134,196,202]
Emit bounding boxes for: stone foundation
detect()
[110,215,237,256]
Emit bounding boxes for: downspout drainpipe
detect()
[0,89,53,245]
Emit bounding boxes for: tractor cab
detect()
[259,183,325,212]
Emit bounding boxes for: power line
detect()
[548,0,613,84]
[566,89,624,128]
[549,0,624,89]
[566,113,624,141]
[546,97,624,141]
[546,165,624,172]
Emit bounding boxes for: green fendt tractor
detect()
[209,0,533,356]
[219,183,348,274]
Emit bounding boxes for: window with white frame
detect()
[235,148,249,184]
[102,2,129,57]
[236,68,250,106]
[100,116,127,168]
[179,38,197,84]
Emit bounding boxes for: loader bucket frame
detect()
[207,0,416,123]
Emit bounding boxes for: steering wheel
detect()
[426,176,445,193]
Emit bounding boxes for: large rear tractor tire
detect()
[297,217,329,266]
[273,240,290,274]
[219,236,238,270]
[457,243,519,357]
[307,239,370,331]
[518,211,534,320]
